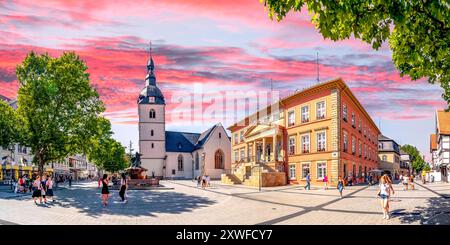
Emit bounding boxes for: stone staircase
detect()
[222,162,281,187]
[221,173,242,185]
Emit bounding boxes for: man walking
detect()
[304,173,311,190]
[68,175,72,187]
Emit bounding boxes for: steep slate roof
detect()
[378,135,393,141]
[165,123,227,152]
[430,134,437,152]
[436,110,450,135]
[165,131,200,152]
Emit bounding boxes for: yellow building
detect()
[223,78,380,187]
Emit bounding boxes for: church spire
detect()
[147,41,154,74]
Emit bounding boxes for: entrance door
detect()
[256,144,262,162]
[266,144,271,162]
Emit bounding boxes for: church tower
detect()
[138,44,166,178]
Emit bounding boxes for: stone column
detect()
[252,141,256,164]
[246,142,250,162]
[273,133,278,162]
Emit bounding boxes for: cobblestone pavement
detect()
[0,180,449,225]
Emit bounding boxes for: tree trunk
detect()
[38,154,45,178]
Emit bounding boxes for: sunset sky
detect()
[0,0,445,161]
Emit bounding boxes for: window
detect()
[368,147,371,160]
[289,164,296,180]
[240,148,245,161]
[234,133,238,145]
[343,131,348,152]
[301,105,309,123]
[364,126,367,137]
[149,109,156,119]
[359,141,362,156]
[358,119,362,132]
[343,104,348,121]
[351,113,355,127]
[358,165,362,178]
[240,131,244,142]
[317,132,326,152]
[195,152,199,170]
[151,143,154,148]
[248,146,253,161]
[301,164,310,178]
[177,155,184,171]
[215,150,224,169]
[317,162,327,179]
[234,151,238,163]
[378,142,383,149]
[151,130,154,136]
[301,134,310,153]
[364,144,367,158]
[289,136,296,155]
[316,101,325,119]
[382,155,387,161]
[352,136,356,154]
[288,111,295,126]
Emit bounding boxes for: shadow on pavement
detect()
[396,196,450,225]
[1,185,216,218]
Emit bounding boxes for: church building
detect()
[137,49,231,179]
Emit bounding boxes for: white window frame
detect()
[343,104,348,121]
[317,162,327,179]
[351,112,355,127]
[288,110,295,126]
[288,135,296,155]
[301,163,310,179]
[301,134,310,153]
[289,164,296,180]
[352,136,356,154]
[316,101,326,119]
[343,131,348,152]
[301,105,309,123]
[317,131,326,152]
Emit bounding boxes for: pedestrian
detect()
[68,175,72,187]
[304,173,311,190]
[41,175,47,204]
[119,173,128,203]
[348,175,353,186]
[101,174,110,207]
[337,176,344,198]
[32,176,43,205]
[201,175,207,189]
[323,174,328,190]
[402,174,409,191]
[98,176,102,188]
[377,174,395,220]
[46,175,55,202]
[206,175,211,187]
[196,176,201,188]
[410,175,415,190]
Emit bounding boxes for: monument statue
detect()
[132,152,142,167]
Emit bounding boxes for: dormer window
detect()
[178,143,182,149]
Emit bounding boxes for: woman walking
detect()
[46,175,55,202]
[119,173,128,204]
[32,176,43,204]
[41,175,47,204]
[337,176,344,198]
[377,174,395,220]
[323,174,328,190]
[101,174,110,207]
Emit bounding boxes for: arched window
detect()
[215,149,224,169]
[219,132,221,139]
[382,155,387,161]
[151,143,154,148]
[149,109,156,119]
[151,130,154,136]
[195,152,199,170]
[178,154,183,171]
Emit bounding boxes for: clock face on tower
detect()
[149,96,155,103]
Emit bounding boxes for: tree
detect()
[86,117,127,172]
[0,100,20,149]
[262,0,450,109]
[401,144,426,173]
[423,164,431,172]
[16,51,106,176]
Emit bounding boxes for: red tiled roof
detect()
[437,110,450,135]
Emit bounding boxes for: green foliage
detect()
[87,119,127,172]
[262,0,450,109]
[0,101,20,149]
[400,144,426,172]
[15,51,106,175]
[423,164,431,172]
